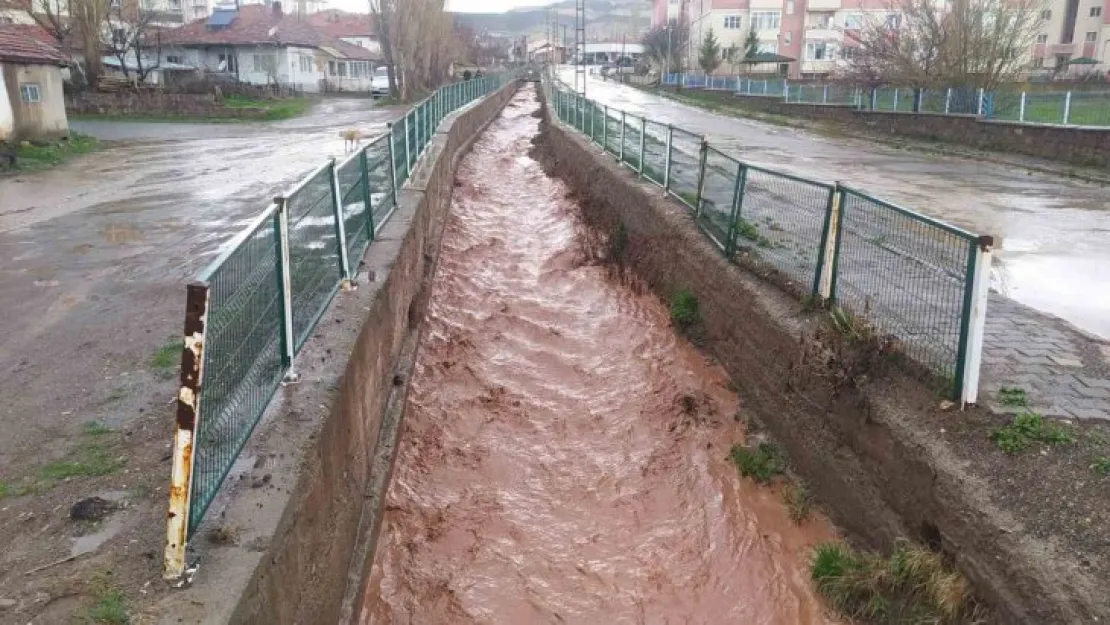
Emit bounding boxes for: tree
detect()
[17,0,109,86]
[698,26,721,74]
[104,1,163,85]
[641,18,688,75]
[841,0,1040,92]
[370,0,460,100]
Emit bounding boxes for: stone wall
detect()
[538,91,1107,624]
[673,88,1110,169]
[65,91,272,119]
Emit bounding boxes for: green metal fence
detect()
[546,81,992,405]
[165,73,514,580]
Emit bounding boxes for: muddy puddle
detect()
[361,87,839,624]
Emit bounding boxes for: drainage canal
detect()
[360,86,838,624]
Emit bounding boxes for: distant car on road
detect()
[371,67,391,98]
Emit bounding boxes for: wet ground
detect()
[565,71,1110,341]
[363,88,837,623]
[0,97,399,619]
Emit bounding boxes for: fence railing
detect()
[164,73,514,581]
[662,73,1110,127]
[547,80,992,409]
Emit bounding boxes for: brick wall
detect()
[675,88,1110,169]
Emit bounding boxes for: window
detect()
[1036,33,1048,43]
[750,11,781,30]
[1091,7,1102,17]
[841,45,860,60]
[786,0,794,14]
[885,13,901,28]
[1040,9,1051,19]
[723,15,742,29]
[843,12,863,29]
[1032,56,1045,68]
[756,42,777,55]
[166,55,182,64]
[217,52,236,73]
[253,53,274,74]
[299,55,313,73]
[168,0,180,7]
[112,28,126,46]
[1086,31,1098,42]
[811,13,834,29]
[784,31,792,45]
[19,83,41,103]
[328,60,336,75]
[806,41,830,60]
[337,62,347,77]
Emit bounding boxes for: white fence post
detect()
[1063,91,1072,125]
[977,88,985,115]
[944,87,952,114]
[276,196,298,383]
[817,185,844,300]
[663,124,673,191]
[329,158,353,289]
[960,236,994,406]
[1019,92,1027,122]
[619,111,626,163]
[893,88,899,110]
[823,84,829,104]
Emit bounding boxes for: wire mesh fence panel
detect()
[604,107,623,157]
[697,148,739,250]
[1065,91,1110,126]
[621,113,643,170]
[733,166,833,289]
[191,210,285,532]
[406,111,419,170]
[834,189,976,384]
[391,123,407,186]
[336,152,370,265]
[286,165,342,351]
[642,120,669,186]
[668,126,702,210]
[588,99,606,143]
[871,88,917,112]
[366,135,396,231]
[919,89,947,114]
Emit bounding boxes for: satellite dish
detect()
[268,26,278,37]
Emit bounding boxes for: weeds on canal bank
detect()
[811,540,984,624]
[992,411,1075,454]
[669,290,700,334]
[728,442,784,484]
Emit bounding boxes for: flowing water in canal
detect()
[362,87,838,624]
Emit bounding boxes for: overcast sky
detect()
[330,0,557,16]
[444,0,557,11]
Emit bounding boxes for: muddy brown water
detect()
[361,88,839,624]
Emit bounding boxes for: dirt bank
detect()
[535,85,1110,623]
[361,87,839,624]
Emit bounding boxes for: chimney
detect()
[272,1,282,16]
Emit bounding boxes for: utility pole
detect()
[575,0,586,96]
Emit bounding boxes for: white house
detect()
[157,2,379,92]
[0,24,69,142]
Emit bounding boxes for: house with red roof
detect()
[157,2,380,93]
[0,23,70,141]
[308,9,380,56]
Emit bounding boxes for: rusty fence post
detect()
[164,282,210,582]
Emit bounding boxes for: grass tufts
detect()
[783,482,813,523]
[1092,457,1110,476]
[991,412,1075,454]
[39,444,124,481]
[84,574,129,624]
[811,540,982,624]
[996,386,1029,408]
[669,290,700,333]
[736,219,773,248]
[728,442,784,484]
[151,338,180,378]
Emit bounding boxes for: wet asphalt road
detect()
[0,97,399,469]
[564,71,1110,340]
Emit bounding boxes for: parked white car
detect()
[371,67,391,98]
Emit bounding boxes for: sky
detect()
[331,0,558,17]
[444,0,557,12]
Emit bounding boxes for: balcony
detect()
[800,58,838,74]
[806,0,842,9]
[804,27,841,40]
[1050,43,1076,54]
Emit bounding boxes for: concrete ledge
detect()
[151,79,521,624]
[538,91,1107,624]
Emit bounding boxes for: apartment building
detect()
[660,0,1110,79]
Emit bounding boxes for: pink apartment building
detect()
[654,0,1110,79]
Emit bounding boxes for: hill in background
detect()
[452,0,651,41]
